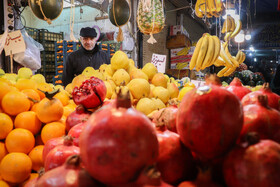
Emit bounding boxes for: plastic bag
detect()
[13,30,44,70]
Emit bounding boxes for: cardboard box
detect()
[169,25,189,37]
[170,46,195,69]
[166,34,192,49]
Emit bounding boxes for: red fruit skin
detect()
[156,130,197,185]
[177,85,243,161]
[239,98,280,144]
[152,106,178,133]
[36,156,104,187]
[66,105,91,132]
[241,85,280,111]
[79,107,159,185]
[72,77,107,109]
[42,137,64,162]
[68,123,86,146]
[44,138,80,171]
[24,178,37,187]
[226,78,251,100]
[223,140,280,187]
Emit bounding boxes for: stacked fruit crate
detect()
[53,40,81,85]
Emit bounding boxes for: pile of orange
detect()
[0,77,76,185]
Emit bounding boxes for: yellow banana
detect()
[195,34,209,71]
[208,35,221,67]
[214,57,226,67]
[229,16,235,32]
[222,16,232,33]
[224,32,232,42]
[223,67,236,77]
[235,50,242,62]
[201,35,215,69]
[239,51,246,64]
[177,47,189,56]
[214,0,223,13]
[176,62,188,70]
[189,35,205,70]
[224,42,240,67]
[217,66,230,77]
[195,0,204,18]
[231,19,242,38]
[220,42,234,67]
[206,0,215,17]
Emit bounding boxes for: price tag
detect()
[4,30,26,56]
[151,53,166,73]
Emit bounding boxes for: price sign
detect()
[4,30,26,56]
[151,53,166,73]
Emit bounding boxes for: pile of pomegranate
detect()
[29,76,280,187]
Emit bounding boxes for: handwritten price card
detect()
[151,53,166,73]
[4,30,26,56]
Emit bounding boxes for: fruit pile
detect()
[0,67,77,186]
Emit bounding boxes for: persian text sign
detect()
[151,53,166,73]
[4,30,26,56]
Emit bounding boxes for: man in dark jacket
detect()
[62,27,110,86]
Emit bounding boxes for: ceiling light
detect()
[249,53,252,56]
[254,58,257,62]
[234,30,245,43]
[249,46,255,52]
[271,60,273,63]
[245,31,251,41]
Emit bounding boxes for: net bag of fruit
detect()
[137,0,165,44]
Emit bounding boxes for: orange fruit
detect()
[5,128,35,154]
[59,115,66,126]
[19,173,38,187]
[36,97,64,123]
[0,81,15,103]
[0,142,8,163]
[35,134,44,146]
[28,145,44,171]
[30,103,39,112]
[21,89,40,107]
[14,111,42,135]
[0,180,9,187]
[1,91,30,116]
[63,104,76,118]
[15,79,37,91]
[0,152,32,184]
[41,122,65,144]
[0,113,13,140]
[53,91,70,106]
[36,83,54,100]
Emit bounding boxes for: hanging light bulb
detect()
[245,30,252,40]
[235,30,245,43]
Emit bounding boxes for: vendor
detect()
[62,27,110,86]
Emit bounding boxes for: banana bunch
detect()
[176,47,190,56]
[195,0,224,18]
[214,42,246,77]
[189,33,221,72]
[223,18,242,42]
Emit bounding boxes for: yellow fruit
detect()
[111,51,129,71]
[104,81,113,99]
[151,73,168,88]
[107,79,116,92]
[136,98,156,115]
[0,180,9,187]
[72,74,87,88]
[129,59,135,67]
[105,64,115,77]
[30,74,46,84]
[15,79,37,91]
[99,64,108,73]
[142,63,158,80]
[178,86,195,101]
[149,84,155,98]
[82,67,96,78]
[18,67,33,79]
[0,69,5,77]
[129,68,148,81]
[2,73,18,84]
[112,69,130,86]
[65,83,74,95]
[167,82,179,98]
[127,79,150,100]
[152,86,170,104]
[54,85,64,92]
[151,98,166,110]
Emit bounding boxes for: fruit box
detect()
[170,46,194,69]
[166,34,192,49]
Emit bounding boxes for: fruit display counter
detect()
[0,48,280,187]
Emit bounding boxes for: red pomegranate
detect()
[239,95,280,144]
[223,133,280,187]
[156,129,197,185]
[178,169,223,187]
[177,85,243,161]
[65,105,91,132]
[79,91,159,185]
[152,106,178,133]
[23,178,38,187]
[241,83,280,111]
[36,155,104,187]
[42,136,64,162]
[226,77,251,100]
[44,136,80,171]
[72,76,107,109]
[68,122,86,146]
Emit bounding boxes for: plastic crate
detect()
[39,29,64,42]
[25,27,39,41]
